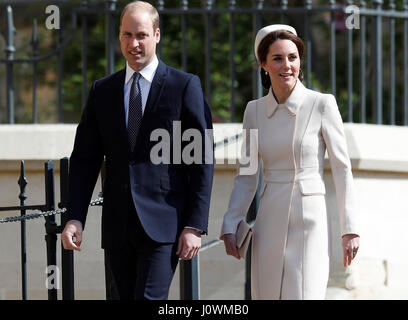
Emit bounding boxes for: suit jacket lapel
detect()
[142,59,167,119]
[133,59,167,150]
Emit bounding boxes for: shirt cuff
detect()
[67,219,83,228]
[185,226,204,234]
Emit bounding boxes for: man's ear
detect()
[155,28,161,43]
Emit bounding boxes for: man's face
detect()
[119,10,160,71]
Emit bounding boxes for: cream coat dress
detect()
[220,80,359,300]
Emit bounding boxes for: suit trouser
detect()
[104,192,179,300]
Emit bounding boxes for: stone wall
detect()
[0,123,407,299]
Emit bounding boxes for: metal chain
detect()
[0,197,104,224]
[89,197,104,207]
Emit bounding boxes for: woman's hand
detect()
[222,233,241,260]
[342,234,360,267]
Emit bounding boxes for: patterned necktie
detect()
[128,72,142,151]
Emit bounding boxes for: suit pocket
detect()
[299,179,326,196]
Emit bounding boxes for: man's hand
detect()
[176,228,202,260]
[61,220,83,251]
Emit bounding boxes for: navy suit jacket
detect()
[67,60,214,249]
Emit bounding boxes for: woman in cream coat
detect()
[220,25,360,300]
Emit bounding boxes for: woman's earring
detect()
[265,70,268,75]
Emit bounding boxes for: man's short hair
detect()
[120,1,160,31]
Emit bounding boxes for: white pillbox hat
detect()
[254,24,298,62]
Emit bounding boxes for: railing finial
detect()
[31,19,39,56]
[18,161,28,203]
[256,0,264,10]
[389,0,395,10]
[5,5,16,58]
[106,0,117,10]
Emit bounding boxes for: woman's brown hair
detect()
[257,30,305,89]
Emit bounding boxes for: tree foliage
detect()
[1,0,407,125]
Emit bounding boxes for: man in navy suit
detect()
[61,1,213,300]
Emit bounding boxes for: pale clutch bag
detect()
[236,219,253,259]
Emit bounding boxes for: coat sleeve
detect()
[67,81,104,229]
[220,100,260,239]
[180,75,214,234]
[321,94,360,237]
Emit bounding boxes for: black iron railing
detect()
[0,160,62,300]
[1,1,408,125]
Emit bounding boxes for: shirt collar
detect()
[125,54,159,85]
[265,79,306,118]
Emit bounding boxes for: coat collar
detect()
[265,79,306,118]
[124,55,159,86]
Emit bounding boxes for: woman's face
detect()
[261,39,300,92]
